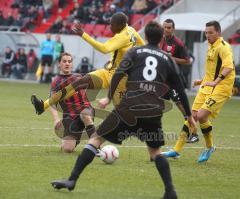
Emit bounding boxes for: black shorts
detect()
[97,110,164,149]
[62,115,85,140]
[41,55,53,67]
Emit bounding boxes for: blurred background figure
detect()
[13,48,27,79]
[40,33,55,83]
[1,47,16,78]
[75,57,93,75]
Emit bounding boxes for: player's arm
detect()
[203,46,234,87]
[135,31,145,46]
[50,105,61,125]
[172,45,191,65]
[73,23,128,53]
[98,49,135,109]
[82,33,129,54]
[167,57,191,117]
[173,56,190,65]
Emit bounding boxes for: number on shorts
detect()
[205,98,216,107]
[143,56,158,81]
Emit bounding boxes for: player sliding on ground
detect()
[51,21,196,199]
[162,20,235,163]
[31,12,145,113]
[49,52,95,153]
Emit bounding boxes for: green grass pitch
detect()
[0,81,239,199]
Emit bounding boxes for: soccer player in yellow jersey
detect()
[162,20,235,163]
[31,12,145,114]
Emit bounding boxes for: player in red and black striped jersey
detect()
[160,18,199,144]
[46,52,95,153]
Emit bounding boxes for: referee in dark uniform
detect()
[51,22,196,199]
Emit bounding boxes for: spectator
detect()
[131,0,147,14]
[60,19,71,34]
[12,48,27,79]
[0,11,5,25]
[27,5,38,27]
[49,16,63,33]
[4,12,14,26]
[1,47,16,78]
[58,0,66,9]
[43,0,53,19]
[27,49,38,73]
[54,35,65,61]
[103,4,117,24]
[13,13,24,27]
[40,33,55,83]
[145,0,157,13]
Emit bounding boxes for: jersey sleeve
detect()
[82,32,129,54]
[219,45,234,69]
[108,48,136,100]
[135,31,145,46]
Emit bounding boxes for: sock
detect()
[155,155,174,192]
[200,120,213,148]
[85,124,95,138]
[69,144,97,181]
[173,120,189,153]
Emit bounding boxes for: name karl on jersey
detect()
[136,48,168,60]
[140,82,156,92]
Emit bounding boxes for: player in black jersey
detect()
[51,21,196,199]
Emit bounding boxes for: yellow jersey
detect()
[82,25,145,70]
[200,37,235,96]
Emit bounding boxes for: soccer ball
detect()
[99,145,119,164]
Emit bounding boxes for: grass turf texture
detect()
[0,81,239,199]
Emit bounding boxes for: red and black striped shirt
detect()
[50,73,91,119]
[160,35,189,62]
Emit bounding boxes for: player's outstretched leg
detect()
[51,179,76,191]
[31,95,44,115]
[51,135,105,191]
[162,121,191,159]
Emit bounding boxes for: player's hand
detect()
[192,80,202,88]
[203,81,217,87]
[72,23,84,36]
[187,115,196,130]
[97,97,110,109]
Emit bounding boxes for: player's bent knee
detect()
[61,139,76,153]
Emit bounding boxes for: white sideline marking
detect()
[0,126,240,138]
[0,144,240,150]
[0,126,51,130]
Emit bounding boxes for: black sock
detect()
[69,144,97,181]
[85,124,95,138]
[155,155,174,192]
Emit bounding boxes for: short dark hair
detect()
[59,52,72,62]
[164,18,175,29]
[206,20,221,32]
[111,12,128,26]
[144,21,163,45]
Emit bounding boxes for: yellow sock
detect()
[200,120,213,148]
[43,84,76,111]
[174,121,189,153]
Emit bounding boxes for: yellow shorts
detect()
[192,91,230,118]
[89,68,127,105]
